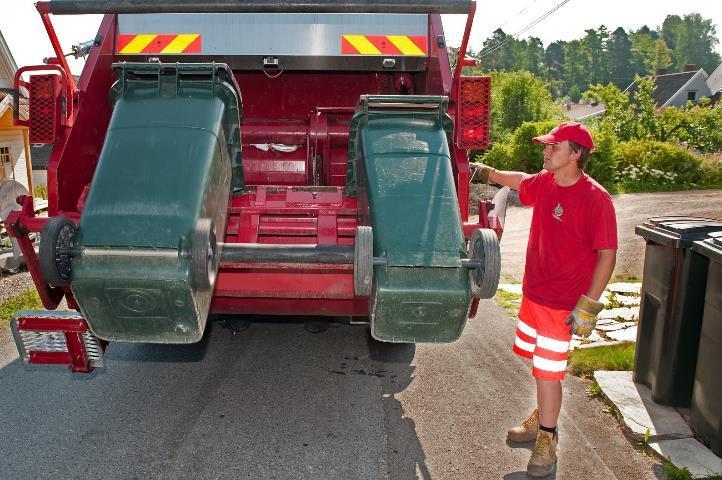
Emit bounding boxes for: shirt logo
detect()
[553,202,564,221]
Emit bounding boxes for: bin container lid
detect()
[692,231,722,263]
[635,216,722,248]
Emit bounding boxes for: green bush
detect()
[700,155,722,186]
[614,140,705,191]
[477,120,618,189]
[33,184,48,200]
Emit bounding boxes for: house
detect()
[706,63,722,102]
[0,28,33,194]
[561,102,606,121]
[624,65,714,108]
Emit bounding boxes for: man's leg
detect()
[537,378,562,428]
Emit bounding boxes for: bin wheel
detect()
[39,216,77,287]
[354,226,373,297]
[192,218,218,290]
[468,228,501,299]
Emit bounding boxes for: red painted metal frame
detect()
[9,7,499,326]
[14,314,104,373]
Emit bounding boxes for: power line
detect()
[478,0,573,60]
[497,0,542,30]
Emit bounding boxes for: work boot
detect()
[526,429,557,478]
[507,408,538,443]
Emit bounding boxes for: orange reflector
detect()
[456,76,491,150]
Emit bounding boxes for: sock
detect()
[539,424,557,438]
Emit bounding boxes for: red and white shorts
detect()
[512,296,572,381]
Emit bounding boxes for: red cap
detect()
[532,122,595,152]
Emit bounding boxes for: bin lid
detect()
[692,231,722,263]
[635,217,722,248]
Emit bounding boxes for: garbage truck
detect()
[5,0,506,372]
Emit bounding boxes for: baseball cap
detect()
[532,122,595,152]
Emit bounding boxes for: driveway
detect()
[497,189,722,282]
[0,305,662,479]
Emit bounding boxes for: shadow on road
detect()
[0,316,429,480]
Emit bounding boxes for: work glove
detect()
[565,295,604,338]
[471,163,496,184]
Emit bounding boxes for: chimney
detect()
[684,64,698,72]
[655,68,668,76]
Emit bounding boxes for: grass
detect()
[494,289,522,316]
[0,289,42,325]
[611,272,641,283]
[567,341,635,377]
[664,461,722,480]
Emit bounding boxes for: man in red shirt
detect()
[477,122,617,477]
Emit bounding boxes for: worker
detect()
[476,122,618,477]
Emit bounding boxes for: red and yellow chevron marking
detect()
[117,34,201,54]
[341,35,427,56]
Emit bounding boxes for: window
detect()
[1,146,13,181]
[687,91,697,102]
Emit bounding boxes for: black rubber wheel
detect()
[354,226,373,297]
[192,218,218,291]
[468,228,501,299]
[39,216,77,287]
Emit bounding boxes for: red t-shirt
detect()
[518,170,618,310]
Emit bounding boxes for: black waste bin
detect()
[634,217,722,407]
[690,232,722,455]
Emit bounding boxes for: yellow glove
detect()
[565,295,604,338]
[472,163,496,184]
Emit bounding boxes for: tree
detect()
[607,27,634,88]
[582,26,610,85]
[479,29,514,71]
[525,37,545,76]
[653,39,672,71]
[543,41,566,97]
[487,71,558,141]
[563,40,587,94]
[630,26,660,75]
[661,14,683,51]
[672,13,721,73]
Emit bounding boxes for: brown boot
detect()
[526,429,557,478]
[507,408,538,443]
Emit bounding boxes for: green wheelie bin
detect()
[690,231,722,455]
[64,63,243,344]
[633,217,722,406]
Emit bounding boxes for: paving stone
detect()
[649,438,722,478]
[596,320,628,332]
[600,307,639,321]
[615,294,641,306]
[607,282,642,294]
[607,326,638,342]
[594,371,692,441]
[497,283,522,295]
[573,340,629,350]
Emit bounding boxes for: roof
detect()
[0,90,28,121]
[561,103,605,121]
[30,144,53,169]
[707,63,722,95]
[625,71,698,107]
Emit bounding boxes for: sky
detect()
[1,0,721,75]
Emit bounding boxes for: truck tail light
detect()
[11,311,105,373]
[456,76,491,150]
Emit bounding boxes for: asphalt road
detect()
[0,302,663,480]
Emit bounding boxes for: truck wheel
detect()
[192,218,218,291]
[39,216,77,287]
[468,228,501,299]
[354,226,373,297]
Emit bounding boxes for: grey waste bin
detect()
[690,231,722,455]
[633,217,722,407]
